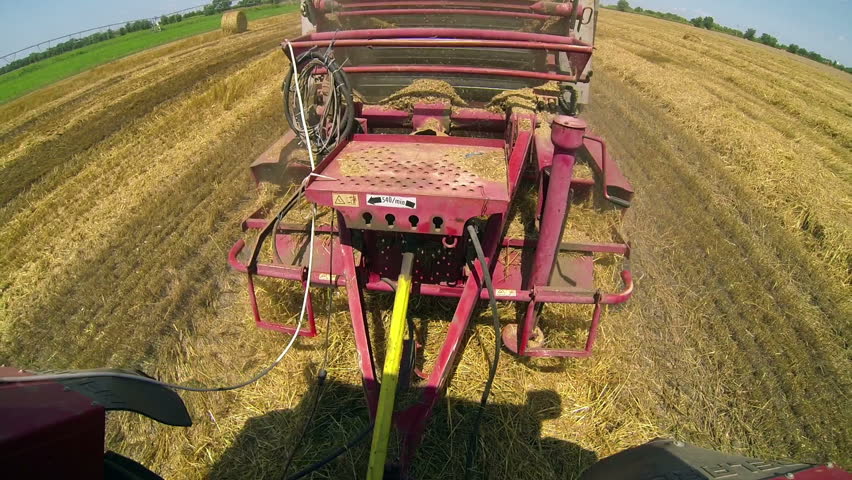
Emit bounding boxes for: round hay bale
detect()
[221,10,247,34]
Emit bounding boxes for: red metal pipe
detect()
[338,214,380,418]
[333,1,533,11]
[520,116,587,355]
[230,238,633,303]
[358,105,507,130]
[451,108,506,130]
[524,295,601,358]
[583,134,633,207]
[293,27,589,46]
[508,118,535,197]
[334,65,578,82]
[397,214,504,467]
[289,38,592,53]
[336,8,551,20]
[534,271,634,304]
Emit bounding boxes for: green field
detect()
[0,4,298,104]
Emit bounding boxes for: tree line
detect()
[0,0,284,77]
[610,1,851,74]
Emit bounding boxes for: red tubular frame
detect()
[335,65,579,82]
[288,38,591,53]
[336,8,552,20]
[295,27,587,44]
[228,239,633,304]
[321,0,586,18]
[288,28,592,84]
[228,108,635,470]
[229,9,637,468]
[324,1,534,11]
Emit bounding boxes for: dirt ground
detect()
[0,9,849,480]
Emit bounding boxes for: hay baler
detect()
[227,0,636,472]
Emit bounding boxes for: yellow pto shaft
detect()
[367,251,414,480]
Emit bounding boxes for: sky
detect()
[1,0,850,65]
[621,0,852,65]
[0,0,205,54]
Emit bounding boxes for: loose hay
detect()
[442,146,506,182]
[221,10,248,34]
[488,87,538,114]
[337,148,378,177]
[337,144,507,183]
[380,79,468,111]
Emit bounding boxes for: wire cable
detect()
[285,40,317,170]
[464,224,502,478]
[281,369,327,480]
[284,423,374,480]
[281,213,338,480]
[0,194,318,393]
[0,49,330,393]
[283,44,354,157]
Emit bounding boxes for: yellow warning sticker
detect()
[495,289,517,298]
[333,193,359,207]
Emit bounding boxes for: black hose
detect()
[464,225,502,478]
[282,49,355,156]
[281,370,327,480]
[249,188,304,273]
[284,423,374,480]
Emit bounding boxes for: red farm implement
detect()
[227,0,636,475]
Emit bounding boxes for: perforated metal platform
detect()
[305,134,511,235]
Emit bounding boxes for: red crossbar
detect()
[332,1,533,10]
[333,65,579,82]
[295,27,588,45]
[288,38,591,53]
[336,8,551,20]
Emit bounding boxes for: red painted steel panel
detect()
[770,466,852,480]
[0,368,105,479]
[305,134,510,236]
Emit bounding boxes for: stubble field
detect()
[0,9,849,479]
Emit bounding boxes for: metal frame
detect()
[229,111,634,467]
[230,4,634,469]
[287,27,593,84]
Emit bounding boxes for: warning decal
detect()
[333,193,359,207]
[366,194,417,209]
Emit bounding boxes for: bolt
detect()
[63,386,71,392]
[826,462,835,469]
[674,441,685,447]
[785,474,794,479]
[91,401,100,407]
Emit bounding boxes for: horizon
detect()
[0,0,850,66]
[617,0,851,66]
